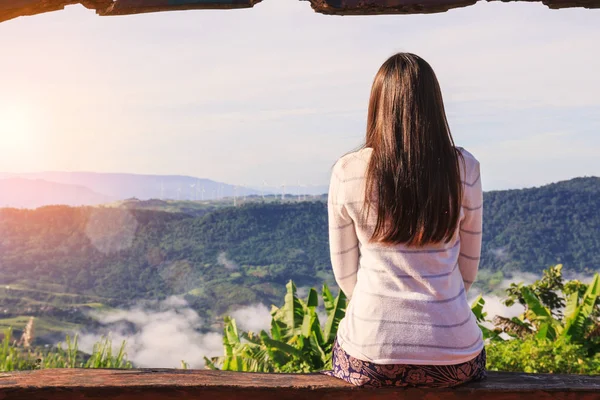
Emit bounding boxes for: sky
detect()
[0,0,599,191]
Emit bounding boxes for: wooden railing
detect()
[1,369,599,400]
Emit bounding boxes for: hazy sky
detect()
[0,0,598,190]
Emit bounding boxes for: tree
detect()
[477,265,600,374]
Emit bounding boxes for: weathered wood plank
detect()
[307,0,477,15]
[0,0,260,23]
[99,0,263,16]
[0,369,599,400]
[1,0,600,22]
[306,0,599,14]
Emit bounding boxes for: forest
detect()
[0,177,598,342]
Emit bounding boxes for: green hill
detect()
[0,177,598,332]
[482,177,599,274]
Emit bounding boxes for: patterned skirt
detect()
[322,339,487,388]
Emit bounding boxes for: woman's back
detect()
[328,146,484,365]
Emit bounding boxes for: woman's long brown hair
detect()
[363,53,463,246]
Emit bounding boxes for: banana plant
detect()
[207,280,347,372]
[562,273,599,343]
[520,287,561,340]
[490,267,599,345]
[470,295,503,341]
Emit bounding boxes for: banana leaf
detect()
[563,273,600,342]
[521,287,558,340]
[272,281,305,337]
[323,284,347,343]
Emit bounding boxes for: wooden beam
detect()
[99,0,264,16]
[1,0,600,22]
[0,0,261,23]
[307,0,477,15]
[0,369,599,400]
[306,0,600,14]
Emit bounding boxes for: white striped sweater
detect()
[328,147,484,365]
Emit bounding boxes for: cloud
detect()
[563,272,597,285]
[489,247,509,262]
[230,304,272,333]
[498,272,539,289]
[217,252,239,271]
[78,296,223,368]
[77,299,281,368]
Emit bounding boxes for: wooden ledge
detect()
[0,369,599,400]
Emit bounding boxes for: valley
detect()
[0,176,598,345]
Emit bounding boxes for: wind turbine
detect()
[201,186,206,201]
[310,182,317,200]
[233,186,238,207]
[160,180,164,200]
[262,181,268,201]
[177,185,182,201]
[281,181,286,201]
[190,183,196,201]
[195,179,201,201]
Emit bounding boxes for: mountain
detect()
[0,177,598,332]
[482,176,600,274]
[0,178,114,208]
[0,172,329,208]
[0,172,262,204]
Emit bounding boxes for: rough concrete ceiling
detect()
[0,0,598,23]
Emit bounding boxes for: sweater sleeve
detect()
[458,160,483,292]
[328,161,360,300]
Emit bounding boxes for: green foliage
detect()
[211,267,599,375]
[206,280,346,373]
[505,265,565,313]
[481,177,600,274]
[486,337,600,374]
[0,328,132,371]
[496,265,599,345]
[83,337,132,369]
[1,328,34,371]
[470,295,503,341]
[476,266,600,374]
[563,274,600,344]
[0,203,331,330]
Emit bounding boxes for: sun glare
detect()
[0,104,38,153]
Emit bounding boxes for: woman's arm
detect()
[458,160,483,292]
[328,162,360,299]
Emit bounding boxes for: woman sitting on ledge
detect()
[323,52,485,388]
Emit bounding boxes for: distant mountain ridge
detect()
[0,178,114,208]
[0,172,329,208]
[0,172,256,203]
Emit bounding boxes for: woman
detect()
[324,53,485,388]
